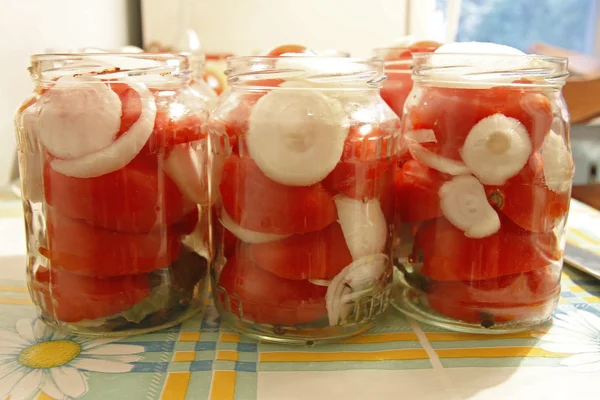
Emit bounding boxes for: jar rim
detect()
[30,52,192,86]
[411,52,569,88]
[225,56,386,89]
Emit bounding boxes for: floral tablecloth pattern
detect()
[1,197,600,400]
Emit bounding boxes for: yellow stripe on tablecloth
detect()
[436,347,566,358]
[425,331,543,341]
[569,285,586,293]
[220,333,240,343]
[37,392,55,400]
[260,349,428,362]
[210,370,236,400]
[173,351,196,362]
[160,372,191,400]
[179,332,201,342]
[340,332,418,343]
[584,296,600,303]
[0,297,31,305]
[0,286,27,293]
[217,350,239,361]
[567,232,600,255]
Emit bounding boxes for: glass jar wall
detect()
[393,53,573,332]
[14,53,211,336]
[207,56,400,343]
[374,41,441,118]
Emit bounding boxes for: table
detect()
[572,183,600,211]
[1,197,600,400]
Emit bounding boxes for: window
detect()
[435,0,599,55]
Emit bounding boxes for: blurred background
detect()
[2,0,599,188]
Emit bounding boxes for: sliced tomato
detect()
[408,86,553,160]
[32,266,150,323]
[207,92,264,155]
[219,155,337,235]
[426,267,559,325]
[380,74,413,118]
[414,215,561,281]
[323,158,394,200]
[44,208,181,277]
[144,112,206,153]
[382,41,442,62]
[44,156,190,233]
[341,123,398,162]
[242,222,352,280]
[171,208,200,236]
[110,83,143,138]
[267,44,312,56]
[486,156,570,233]
[216,253,327,325]
[395,159,447,222]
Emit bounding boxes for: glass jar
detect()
[393,53,573,333]
[374,42,441,118]
[204,52,234,96]
[189,53,218,108]
[14,53,211,336]
[207,56,400,343]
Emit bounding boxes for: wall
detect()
[0,0,134,185]
[141,0,409,57]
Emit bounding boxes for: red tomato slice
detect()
[382,41,442,62]
[44,208,181,277]
[219,155,337,235]
[426,267,559,325]
[341,123,398,162]
[486,156,570,233]
[380,74,413,118]
[242,222,352,280]
[408,86,553,160]
[395,159,447,222]
[110,83,143,138]
[323,159,394,200]
[32,266,150,323]
[207,92,264,155]
[216,253,327,325]
[144,112,206,153]
[267,44,312,56]
[44,156,190,234]
[414,215,561,281]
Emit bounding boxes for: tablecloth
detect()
[1,196,600,400]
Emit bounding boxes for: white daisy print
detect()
[535,307,600,372]
[0,318,144,400]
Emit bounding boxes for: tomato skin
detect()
[380,73,413,117]
[323,159,393,200]
[216,253,328,325]
[395,159,447,222]
[44,208,182,277]
[219,155,337,235]
[144,112,206,153]
[267,44,311,56]
[486,156,570,233]
[32,266,151,323]
[408,86,553,160]
[414,215,561,281]
[242,222,352,280]
[426,267,559,325]
[43,156,190,234]
[110,83,143,138]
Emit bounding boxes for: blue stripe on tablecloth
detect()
[237,343,257,352]
[234,361,257,372]
[132,362,170,372]
[194,341,217,351]
[190,360,214,371]
[128,341,176,352]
